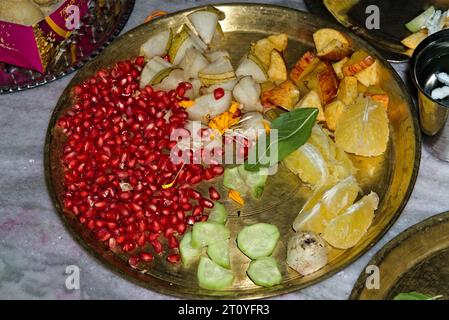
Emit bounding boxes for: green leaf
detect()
[245,108,318,171]
[393,292,443,301]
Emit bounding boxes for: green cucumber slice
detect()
[237,223,280,259]
[405,6,435,32]
[238,166,268,199]
[191,222,230,249]
[207,240,231,269]
[208,202,228,225]
[224,165,268,199]
[223,166,247,192]
[247,257,282,287]
[197,256,234,290]
[180,232,202,266]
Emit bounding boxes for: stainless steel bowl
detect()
[411,29,449,161]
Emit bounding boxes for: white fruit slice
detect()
[169,26,206,65]
[187,28,208,52]
[199,57,236,86]
[154,69,186,91]
[187,91,232,123]
[206,50,231,62]
[233,112,268,142]
[180,47,209,79]
[236,54,268,83]
[140,29,173,59]
[233,76,263,112]
[139,57,174,88]
[188,10,219,45]
[185,78,203,100]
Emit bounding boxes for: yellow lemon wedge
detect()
[335,96,389,157]
[293,176,361,234]
[323,192,379,249]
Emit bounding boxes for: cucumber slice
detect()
[191,222,230,249]
[238,166,268,199]
[247,257,282,287]
[405,6,435,32]
[197,256,234,290]
[223,166,247,192]
[223,165,268,199]
[208,202,228,225]
[237,223,280,259]
[207,240,231,269]
[180,232,202,266]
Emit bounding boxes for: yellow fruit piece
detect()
[401,30,428,49]
[295,90,325,122]
[268,50,288,84]
[324,100,346,131]
[283,143,329,187]
[337,76,358,106]
[332,57,349,80]
[293,176,361,233]
[267,33,289,52]
[335,96,389,157]
[323,192,379,249]
[355,60,380,87]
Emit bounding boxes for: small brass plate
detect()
[351,212,449,300]
[45,4,421,299]
[305,0,449,62]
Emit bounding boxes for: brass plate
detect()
[44,4,421,299]
[350,212,449,300]
[305,0,449,63]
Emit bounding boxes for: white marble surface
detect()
[0,0,448,300]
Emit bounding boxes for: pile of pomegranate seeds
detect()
[57,57,224,267]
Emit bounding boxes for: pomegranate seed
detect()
[167,254,181,264]
[140,252,154,262]
[213,88,225,100]
[209,186,221,200]
[200,198,215,209]
[128,256,140,268]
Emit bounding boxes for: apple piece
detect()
[185,78,203,100]
[290,51,321,86]
[180,47,209,79]
[268,50,288,84]
[251,34,288,69]
[187,91,232,123]
[265,80,300,111]
[140,29,173,60]
[302,62,339,105]
[355,60,380,87]
[187,29,208,52]
[337,76,358,106]
[401,30,428,49]
[332,57,349,80]
[199,57,236,86]
[324,100,346,131]
[313,28,353,61]
[210,24,225,47]
[267,33,289,52]
[295,90,325,122]
[188,10,219,45]
[364,86,389,109]
[342,50,376,77]
[236,54,268,83]
[233,76,263,112]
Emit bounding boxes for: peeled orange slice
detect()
[293,176,361,233]
[283,143,329,187]
[323,192,379,249]
[335,96,389,157]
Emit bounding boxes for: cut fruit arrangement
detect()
[57,6,391,292]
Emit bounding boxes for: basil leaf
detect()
[245,108,318,171]
[393,292,443,300]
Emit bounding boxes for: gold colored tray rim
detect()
[350,211,449,300]
[44,3,422,300]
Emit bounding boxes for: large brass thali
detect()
[45,4,421,299]
[351,212,449,300]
